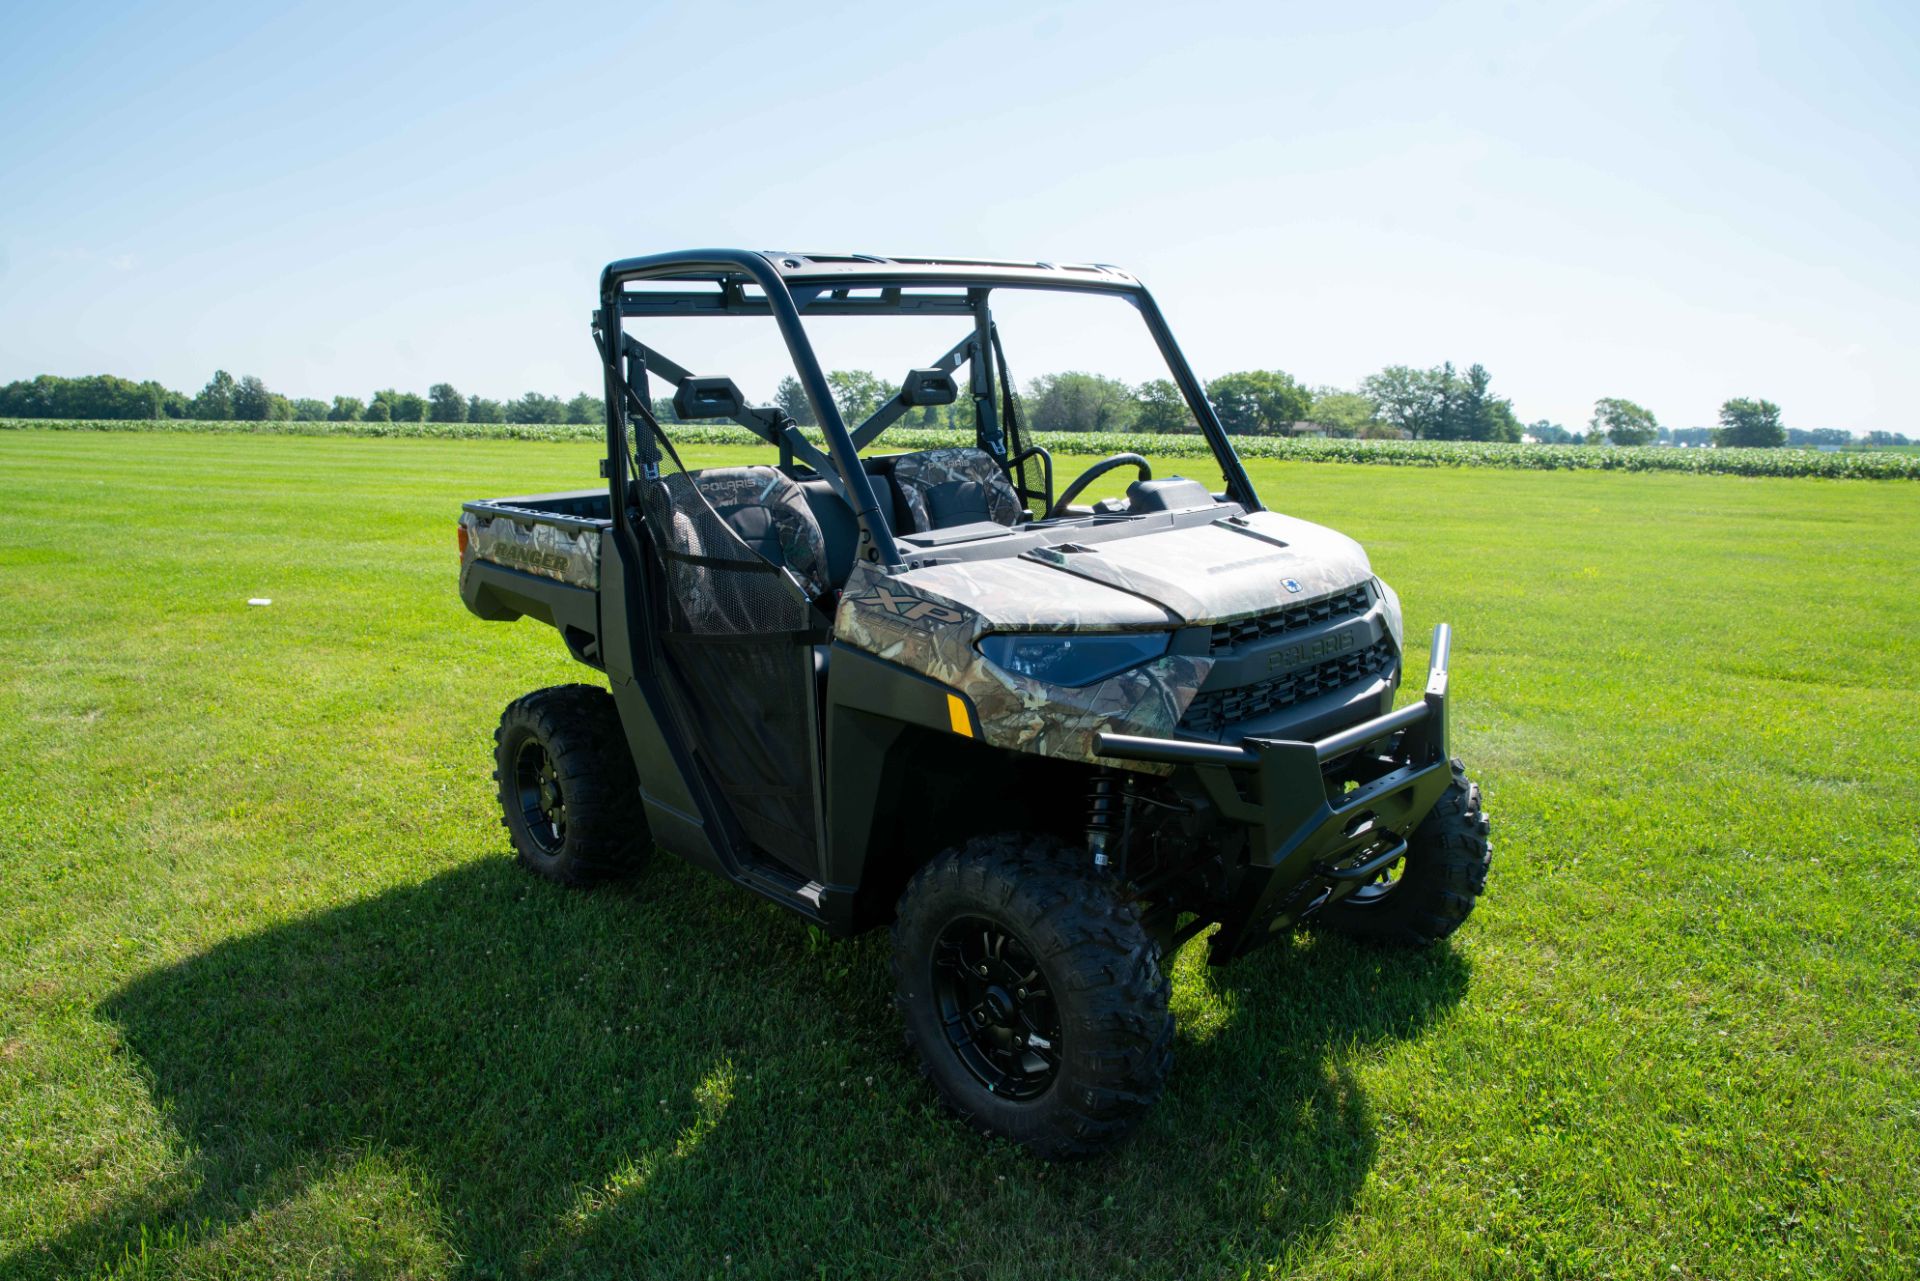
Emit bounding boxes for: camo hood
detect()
[1017,510,1374,628]
[833,510,1374,767]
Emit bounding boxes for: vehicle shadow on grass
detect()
[36,855,1469,1280]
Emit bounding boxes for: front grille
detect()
[1181,638,1397,734]
[1208,585,1372,654]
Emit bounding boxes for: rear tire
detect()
[1315,759,1490,946]
[891,832,1173,1159]
[493,684,648,886]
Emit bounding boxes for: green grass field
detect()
[2,431,1916,1280]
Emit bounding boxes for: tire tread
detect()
[891,832,1173,1159]
[492,683,647,885]
[1315,758,1491,947]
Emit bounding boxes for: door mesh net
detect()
[634,450,821,868]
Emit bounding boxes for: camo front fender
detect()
[833,561,1209,769]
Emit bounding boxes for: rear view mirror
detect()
[899,368,958,408]
[673,376,745,421]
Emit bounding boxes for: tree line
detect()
[757,364,1533,441]
[0,371,606,426]
[746,365,1514,440]
[5,366,1901,450]
[778,365,1871,450]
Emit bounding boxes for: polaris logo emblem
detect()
[1269,629,1357,670]
[1282,578,1302,594]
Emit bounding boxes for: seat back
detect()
[690,467,831,599]
[890,447,1023,531]
[793,478,861,589]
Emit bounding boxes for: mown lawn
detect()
[1,430,1915,1280]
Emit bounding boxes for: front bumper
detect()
[1096,624,1456,963]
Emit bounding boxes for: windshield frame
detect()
[597,250,1261,568]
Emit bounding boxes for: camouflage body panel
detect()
[460,509,599,589]
[891,447,1024,530]
[832,510,1377,769]
[1050,510,1375,626]
[835,560,1209,771]
[875,556,1178,631]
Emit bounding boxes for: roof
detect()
[754,252,1139,288]
[601,248,1140,295]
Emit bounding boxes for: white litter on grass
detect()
[247,598,272,606]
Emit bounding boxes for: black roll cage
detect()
[593,249,1263,570]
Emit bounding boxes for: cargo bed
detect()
[458,490,609,666]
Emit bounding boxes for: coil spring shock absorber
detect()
[1086,769,1129,871]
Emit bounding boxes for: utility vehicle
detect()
[458,250,1491,1158]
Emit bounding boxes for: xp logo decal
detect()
[849,585,968,628]
[1282,578,1302,594]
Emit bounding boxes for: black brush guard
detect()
[1097,624,1455,963]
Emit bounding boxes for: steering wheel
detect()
[1046,453,1152,520]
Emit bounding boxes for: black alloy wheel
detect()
[513,737,567,855]
[892,832,1173,1158]
[493,683,649,886]
[931,916,1062,1100]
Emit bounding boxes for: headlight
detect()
[1372,576,1404,649]
[977,631,1170,687]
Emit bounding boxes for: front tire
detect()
[493,684,648,886]
[1315,760,1490,946]
[891,833,1173,1159]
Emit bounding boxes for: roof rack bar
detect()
[619,290,976,318]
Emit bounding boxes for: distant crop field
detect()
[2,430,1916,1279]
[7,415,1920,479]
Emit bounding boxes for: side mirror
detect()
[899,368,958,408]
[673,376,746,421]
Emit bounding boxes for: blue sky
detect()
[2,0,1915,433]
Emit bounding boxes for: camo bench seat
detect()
[690,466,831,599]
[889,448,1023,532]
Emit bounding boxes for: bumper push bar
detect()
[1096,624,1456,963]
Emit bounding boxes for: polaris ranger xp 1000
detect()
[458,250,1490,1158]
